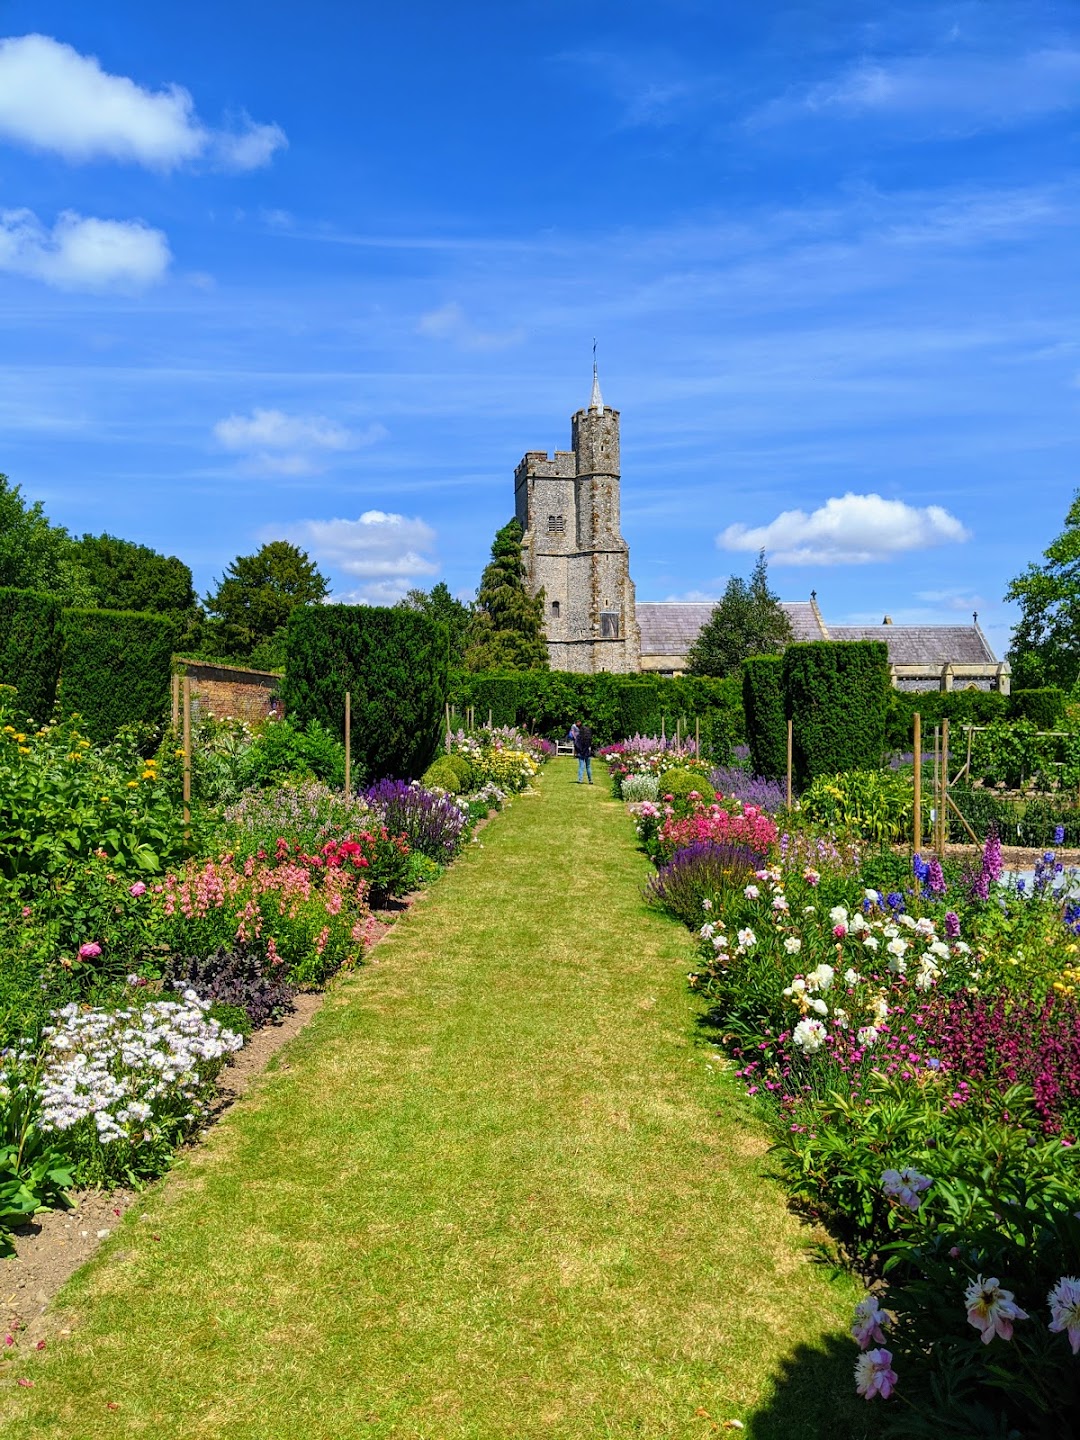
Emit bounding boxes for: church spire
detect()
[589,339,603,413]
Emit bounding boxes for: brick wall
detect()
[179,661,282,725]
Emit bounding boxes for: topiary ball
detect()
[422,756,463,794]
[658,767,716,803]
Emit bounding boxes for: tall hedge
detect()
[61,608,180,741]
[783,641,890,787]
[742,656,786,780]
[1009,687,1067,731]
[447,670,743,756]
[886,688,1008,750]
[0,587,63,721]
[283,605,448,783]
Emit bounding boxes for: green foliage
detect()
[72,533,196,616]
[422,756,463,793]
[449,669,744,756]
[657,767,716,804]
[240,716,344,790]
[886,688,1008,750]
[742,655,786,780]
[60,607,179,741]
[0,473,95,605]
[0,588,63,721]
[445,752,474,790]
[1008,686,1066,730]
[283,604,449,783]
[0,1077,74,1256]
[204,540,329,659]
[685,551,793,677]
[783,640,890,787]
[1005,488,1080,689]
[800,769,922,843]
[397,582,471,667]
[464,518,548,672]
[968,717,1057,788]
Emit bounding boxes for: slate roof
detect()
[636,600,825,655]
[636,602,997,666]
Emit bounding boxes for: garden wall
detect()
[179,660,281,725]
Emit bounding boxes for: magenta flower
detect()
[854,1348,897,1400]
[851,1296,892,1349]
[129,881,147,897]
[77,941,102,960]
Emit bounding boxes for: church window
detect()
[551,600,560,618]
[546,514,565,534]
[600,610,619,640]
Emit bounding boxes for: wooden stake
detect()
[695,717,701,754]
[171,671,180,729]
[913,712,922,852]
[488,708,492,729]
[344,691,351,797]
[661,714,666,741]
[445,701,451,754]
[182,675,192,842]
[933,725,941,854]
[941,717,950,853]
[786,718,793,810]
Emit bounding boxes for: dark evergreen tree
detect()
[686,551,793,677]
[1006,491,1080,690]
[204,540,329,660]
[396,581,471,666]
[74,533,197,615]
[465,518,548,672]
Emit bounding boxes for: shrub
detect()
[886,688,1007,750]
[742,656,786,781]
[783,640,890,787]
[1010,686,1067,730]
[621,772,660,803]
[240,715,345,789]
[446,752,475,790]
[0,589,63,722]
[60,608,179,741]
[163,941,297,1031]
[284,604,449,784]
[422,756,463,793]
[800,769,921,844]
[363,779,467,862]
[658,767,716,804]
[645,841,765,928]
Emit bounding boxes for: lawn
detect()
[2,758,866,1439]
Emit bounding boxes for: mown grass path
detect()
[4,760,866,1439]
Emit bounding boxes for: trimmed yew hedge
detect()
[284,605,449,784]
[0,587,63,721]
[783,640,890,787]
[60,608,179,741]
[742,656,787,781]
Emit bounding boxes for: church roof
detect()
[636,601,997,666]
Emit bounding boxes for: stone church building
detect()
[515,371,1008,691]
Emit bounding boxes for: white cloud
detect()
[282,511,439,605]
[212,408,384,477]
[0,208,170,289]
[416,301,524,351]
[758,47,1080,133]
[720,493,970,565]
[0,34,285,170]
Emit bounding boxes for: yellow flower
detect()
[100,796,110,804]
[127,780,139,788]
[2,725,14,735]
[17,746,30,755]
[174,747,185,758]
[14,734,25,743]
[79,739,90,749]
[140,772,156,782]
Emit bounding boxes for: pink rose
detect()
[78,941,102,960]
[129,881,147,897]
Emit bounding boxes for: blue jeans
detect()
[577,756,592,783]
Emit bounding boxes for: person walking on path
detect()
[574,722,594,784]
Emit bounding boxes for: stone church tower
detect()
[514,366,641,673]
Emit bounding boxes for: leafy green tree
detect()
[396,581,471,666]
[464,518,548,672]
[204,540,329,660]
[73,533,197,615]
[1006,491,1080,690]
[0,473,95,605]
[686,551,793,678]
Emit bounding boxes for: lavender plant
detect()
[645,841,765,929]
[708,766,787,814]
[363,779,467,861]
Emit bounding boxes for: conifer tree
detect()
[685,550,792,677]
[464,518,548,672]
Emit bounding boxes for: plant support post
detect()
[913,712,922,852]
[786,718,793,810]
[182,674,192,841]
[344,691,351,797]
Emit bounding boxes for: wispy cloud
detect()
[213,408,385,477]
[279,511,439,604]
[0,34,286,171]
[416,301,524,352]
[556,47,717,128]
[0,208,170,290]
[721,493,970,565]
[753,45,1080,135]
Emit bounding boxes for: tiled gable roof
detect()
[636,602,997,666]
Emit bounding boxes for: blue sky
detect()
[1,2,1079,658]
